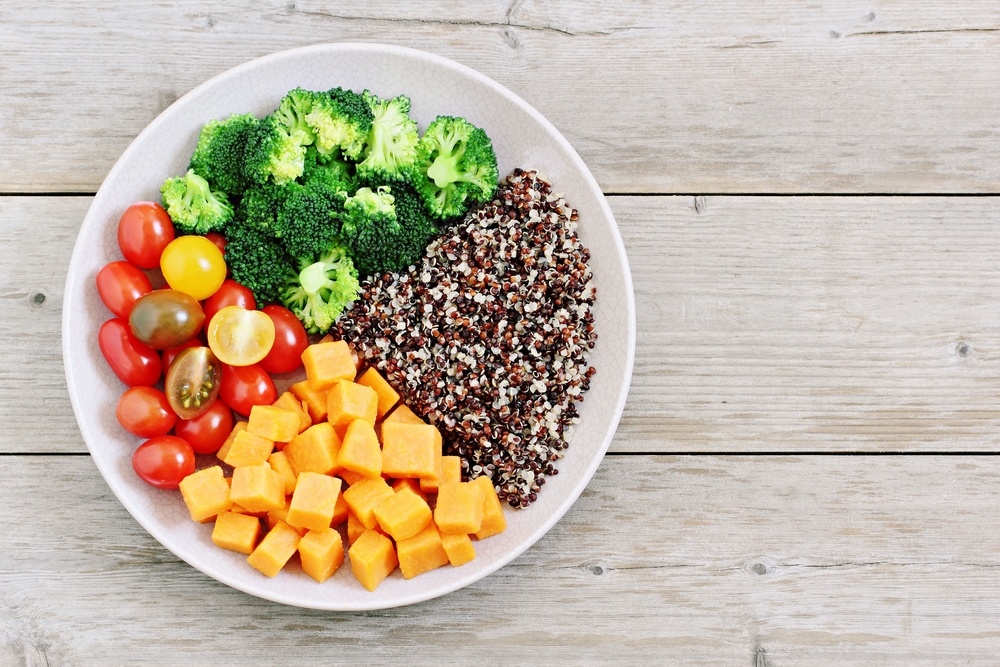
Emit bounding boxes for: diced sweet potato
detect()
[248,405,301,443]
[349,530,397,591]
[373,486,432,541]
[441,532,476,567]
[342,477,394,529]
[418,430,445,493]
[267,450,297,495]
[471,475,508,540]
[441,456,462,485]
[216,421,248,463]
[230,464,285,513]
[303,341,356,392]
[247,520,301,577]
[383,404,425,425]
[266,498,306,536]
[381,422,439,479]
[298,528,345,583]
[178,466,232,522]
[356,368,400,419]
[222,430,274,468]
[327,381,378,428]
[392,477,427,501]
[397,522,449,579]
[331,492,349,527]
[284,422,341,476]
[338,469,367,487]
[434,482,484,535]
[286,473,342,532]
[272,391,312,433]
[290,380,329,423]
[211,511,261,555]
[337,419,382,479]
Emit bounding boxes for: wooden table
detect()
[3,3,999,664]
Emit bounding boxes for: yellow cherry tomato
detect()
[207,306,275,366]
[160,236,226,301]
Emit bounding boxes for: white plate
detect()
[62,43,635,610]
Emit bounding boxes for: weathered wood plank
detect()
[3,454,1000,665]
[5,196,1000,454]
[1,2,999,193]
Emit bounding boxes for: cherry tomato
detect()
[259,305,308,374]
[207,306,275,366]
[132,436,195,489]
[116,387,176,438]
[174,397,233,455]
[118,202,175,269]
[203,280,255,326]
[165,346,222,420]
[98,318,162,386]
[96,261,153,318]
[162,339,202,373]
[205,232,227,255]
[160,236,226,301]
[128,289,205,350]
[220,363,276,416]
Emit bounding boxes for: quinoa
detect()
[333,169,596,507]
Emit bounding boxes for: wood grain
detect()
[3,454,1000,665]
[1,1,999,193]
[8,195,999,455]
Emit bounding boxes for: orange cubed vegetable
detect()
[392,477,427,501]
[284,422,341,476]
[441,532,476,567]
[471,475,508,540]
[272,391,312,433]
[357,368,400,419]
[338,469,367,486]
[383,404,425,425]
[298,528,345,583]
[248,405,301,443]
[434,482,484,535]
[266,498,305,536]
[211,511,261,555]
[230,464,285,513]
[373,486,432,541]
[247,520,301,577]
[222,429,274,468]
[397,522,449,580]
[381,422,439,479]
[442,456,462,485]
[286,472,342,532]
[337,419,382,478]
[303,340,356,392]
[327,381,378,429]
[342,477,394,529]
[331,492,349,526]
[290,380,329,423]
[216,421,248,463]
[418,429,445,493]
[349,530,397,591]
[230,502,265,517]
[267,450,297,495]
[178,466,232,522]
[347,512,365,545]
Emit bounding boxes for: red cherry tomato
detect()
[162,339,202,373]
[205,232,227,256]
[132,436,195,489]
[116,387,176,438]
[259,305,308,374]
[96,261,153,318]
[220,363,276,416]
[117,202,175,269]
[174,397,233,454]
[98,318,162,386]
[202,280,256,326]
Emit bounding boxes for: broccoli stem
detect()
[299,261,329,295]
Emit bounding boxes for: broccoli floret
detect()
[224,221,297,306]
[411,116,499,219]
[305,87,374,161]
[355,91,419,182]
[189,113,258,196]
[273,168,349,260]
[236,181,294,237]
[303,146,356,191]
[345,178,437,277]
[160,169,234,234]
[280,244,360,334]
[244,114,308,186]
[273,87,318,146]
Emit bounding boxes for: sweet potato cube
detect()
[284,422,341,476]
[272,391,312,433]
[397,523,449,579]
[373,487,432,541]
[247,521,301,577]
[442,456,462,485]
[303,341,356,391]
[441,532,476,567]
[381,422,439,478]
[212,511,261,555]
[357,368,400,419]
[299,528,345,583]
[178,466,232,522]
[331,492,349,526]
[222,430,274,468]
[230,464,285,513]
[338,469,367,487]
[248,405,301,443]
[471,475,507,539]
[383,404,425,425]
[418,430,445,493]
[349,530,397,591]
[230,502,264,517]
[337,419,382,478]
[392,477,427,501]
[342,477,394,529]
[267,451,297,495]
[327,381,378,429]
[286,473,342,532]
[266,498,306,536]
[347,512,365,545]
[434,482,484,535]
[216,421,248,463]
[290,380,329,423]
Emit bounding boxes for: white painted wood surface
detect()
[3,2,1000,664]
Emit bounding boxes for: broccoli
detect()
[344,178,437,277]
[305,87,374,161]
[273,166,350,260]
[272,87,317,146]
[280,244,360,334]
[355,91,419,182]
[189,113,258,196]
[243,114,309,186]
[411,116,499,220]
[224,221,297,306]
[159,169,234,234]
[236,181,294,237]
